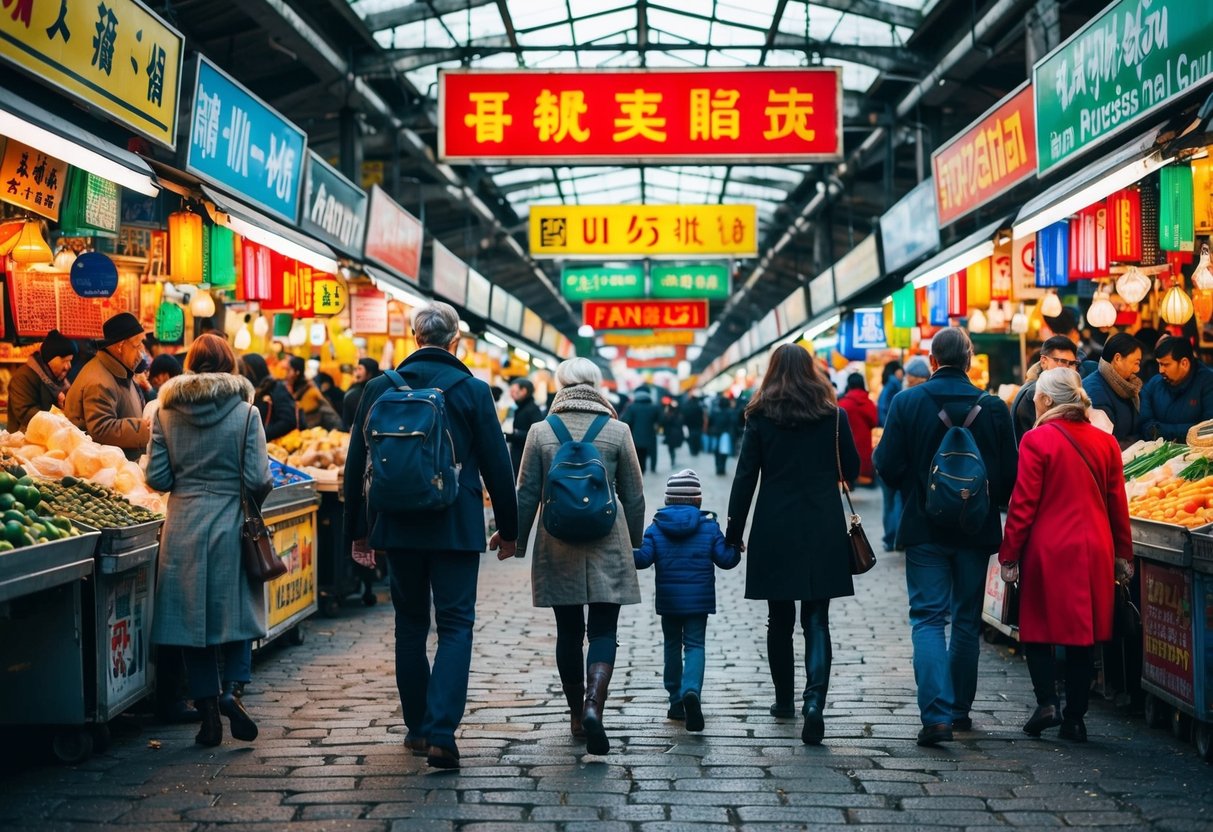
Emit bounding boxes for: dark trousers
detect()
[182,641,252,699]
[687,431,702,456]
[714,451,728,475]
[388,549,480,750]
[1025,643,1094,720]
[667,446,677,468]
[552,603,620,692]
[767,600,832,712]
[635,447,657,473]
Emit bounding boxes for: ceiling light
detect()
[253,315,270,337]
[233,327,253,350]
[221,213,339,274]
[484,331,509,349]
[9,220,52,264]
[190,289,216,319]
[578,324,595,338]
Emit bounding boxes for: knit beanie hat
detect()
[665,468,702,506]
[41,329,77,361]
[905,356,931,379]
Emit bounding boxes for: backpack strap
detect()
[581,413,610,444]
[929,391,987,431]
[546,414,574,444]
[383,369,409,391]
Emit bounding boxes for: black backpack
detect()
[925,396,991,534]
[542,414,617,542]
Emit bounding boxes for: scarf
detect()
[548,384,617,419]
[1098,358,1142,411]
[28,355,69,401]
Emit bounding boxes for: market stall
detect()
[257,460,321,647]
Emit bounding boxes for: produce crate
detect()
[1131,517,1193,567]
[85,518,163,558]
[0,530,101,604]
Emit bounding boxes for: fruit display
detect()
[0,472,83,551]
[37,476,163,528]
[1123,440,1213,528]
[268,428,349,472]
[270,459,313,488]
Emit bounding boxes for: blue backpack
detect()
[542,414,617,542]
[363,369,467,514]
[925,397,990,534]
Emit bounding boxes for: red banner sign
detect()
[440,68,842,163]
[584,300,708,331]
[364,185,422,282]
[932,83,1036,227]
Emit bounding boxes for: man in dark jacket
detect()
[506,377,543,477]
[342,358,382,431]
[343,301,518,770]
[64,313,151,461]
[873,327,1017,747]
[241,354,300,441]
[681,394,706,456]
[1011,335,1080,444]
[622,388,661,473]
[1082,332,1144,447]
[1140,335,1213,441]
[7,329,76,432]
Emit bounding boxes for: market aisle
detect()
[2,456,1212,830]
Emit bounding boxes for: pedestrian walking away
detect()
[661,399,685,469]
[506,377,543,479]
[343,302,520,770]
[682,393,706,456]
[622,387,660,474]
[839,372,878,487]
[709,395,740,476]
[726,343,860,746]
[513,358,646,756]
[634,468,740,732]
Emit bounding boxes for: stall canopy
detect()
[906,215,1012,289]
[201,185,339,276]
[364,265,429,308]
[0,90,159,197]
[1012,128,1171,240]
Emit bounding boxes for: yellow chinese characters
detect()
[534,90,590,143]
[690,89,741,141]
[614,90,666,142]
[465,92,512,143]
[764,88,816,141]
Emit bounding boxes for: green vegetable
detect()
[1124,442,1189,480]
[1179,457,1213,481]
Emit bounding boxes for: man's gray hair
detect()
[931,327,973,371]
[412,301,460,347]
[555,357,602,390]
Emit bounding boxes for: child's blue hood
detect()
[653,504,712,539]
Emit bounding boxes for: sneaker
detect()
[683,691,704,732]
[916,723,953,747]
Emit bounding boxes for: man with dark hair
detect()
[873,327,1017,747]
[1140,335,1213,441]
[1011,335,1080,444]
[506,377,543,477]
[1083,333,1144,446]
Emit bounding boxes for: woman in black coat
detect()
[240,354,300,441]
[726,343,859,746]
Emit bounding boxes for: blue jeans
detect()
[878,479,903,549]
[661,614,708,703]
[387,550,480,750]
[904,543,987,726]
[183,640,252,699]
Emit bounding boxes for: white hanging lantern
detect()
[310,322,326,346]
[1086,290,1117,328]
[52,247,77,271]
[1192,243,1213,290]
[967,307,988,333]
[986,301,1006,330]
[1040,290,1063,318]
[233,326,252,350]
[288,319,308,347]
[1116,265,1152,304]
[189,289,216,318]
[1160,283,1195,325]
[1010,306,1029,334]
[253,315,270,336]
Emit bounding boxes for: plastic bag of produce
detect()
[98,445,126,470]
[47,426,86,455]
[114,461,145,495]
[28,454,73,479]
[16,444,46,460]
[90,467,118,488]
[70,443,106,477]
[25,411,71,446]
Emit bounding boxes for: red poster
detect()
[1141,561,1195,707]
[440,68,842,163]
[932,83,1036,227]
[8,268,139,339]
[364,186,422,282]
[583,300,708,331]
[350,287,389,334]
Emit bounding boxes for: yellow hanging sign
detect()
[529,204,757,259]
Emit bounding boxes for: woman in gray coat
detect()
[510,358,645,755]
[146,333,273,748]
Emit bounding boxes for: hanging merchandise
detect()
[987,301,1006,330]
[1140,182,1161,265]
[1036,221,1069,287]
[272,313,294,339]
[966,258,992,308]
[59,168,120,237]
[968,307,988,333]
[190,290,216,319]
[233,326,253,350]
[205,225,237,289]
[1194,289,1213,325]
[1040,289,1063,318]
[1010,305,1029,334]
[253,315,270,337]
[1193,243,1213,289]
[309,322,327,347]
[927,279,949,326]
[947,270,966,318]
[169,209,203,283]
[1159,165,1195,252]
[891,284,917,329]
[1068,204,1107,279]
[1160,276,1194,325]
[1086,288,1117,328]
[155,302,185,342]
[53,246,77,271]
[8,220,53,264]
[241,240,272,301]
[1107,188,1142,261]
[1194,155,1213,234]
[1116,265,1152,304]
[69,252,119,298]
[883,303,911,349]
[288,320,308,347]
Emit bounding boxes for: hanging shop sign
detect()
[154,301,184,342]
[778,287,809,332]
[530,204,757,259]
[561,265,645,300]
[650,263,730,300]
[1010,233,1041,300]
[465,267,491,318]
[69,252,119,298]
[541,325,560,355]
[932,83,1036,227]
[439,68,842,164]
[1033,0,1213,177]
[626,345,686,370]
[583,300,708,331]
[891,283,917,329]
[809,268,835,316]
[879,179,940,272]
[59,168,120,236]
[832,235,881,302]
[432,241,469,304]
[846,308,887,351]
[522,307,544,344]
[1069,204,1108,278]
[0,0,183,148]
[186,56,307,223]
[1160,164,1195,252]
[312,276,347,316]
[1194,156,1213,234]
[1036,221,1070,287]
[300,152,366,256]
[0,139,67,220]
[364,185,423,282]
[350,286,389,333]
[1140,561,1195,707]
[601,330,696,347]
[503,294,524,333]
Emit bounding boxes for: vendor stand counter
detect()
[1133,517,1213,761]
[257,479,320,649]
[315,477,376,615]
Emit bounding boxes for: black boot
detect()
[563,683,586,740]
[195,697,222,747]
[582,663,613,755]
[802,610,832,745]
[767,629,796,719]
[218,682,258,742]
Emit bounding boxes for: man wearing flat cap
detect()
[7,329,77,432]
[65,312,152,460]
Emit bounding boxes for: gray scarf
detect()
[548,384,617,419]
[27,355,69,401]
[1098,358,1142,411]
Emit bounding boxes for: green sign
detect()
[1033,0,1213,176]
[561,265,644,300]
[650,264,730,299]
[59,168,119,236]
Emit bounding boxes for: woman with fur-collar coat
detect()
[145,334,272,748]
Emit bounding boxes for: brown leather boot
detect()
[563,683,586,740]
[581,662,613,755]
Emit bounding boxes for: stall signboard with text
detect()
[9,267,139,338]
[267,509,316,630]
[186,56,306,222]
[809,268,835,316]
[651,263,730,300]
[832,235,881,302]
[350,286,389,334]
[1033,0,1213,177]
[364,185,423,282]
[602,330,695,347]
[300,153,366,256]
[0,0,183,148]
[561,265,645,300]
[440,68,842,164]
[432,241,469,304]
[531,204,756,259]
[932,83,1037,227]
[1141,561,1195,707]
[880,179,940,273]
[848,308,887,350]
[584,300,708,331]
[0,140,67,220]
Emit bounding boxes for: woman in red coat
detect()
[839,373,878,484]
[999,368,1133,742]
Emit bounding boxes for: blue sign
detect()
[927,279,949,326]
[185,56,307,223]
[850,308,887,350]
[69,252,119,298]
[1035,222,1070,287]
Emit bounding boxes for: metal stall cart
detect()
[257,479,320,648]
[0,530,103,763]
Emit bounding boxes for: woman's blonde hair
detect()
[1033,366,1090,426]
[555,357,602,390]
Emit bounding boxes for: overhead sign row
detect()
[562,263,730,301]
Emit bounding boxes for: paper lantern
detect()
[966,259,992,308]
[1069,205,1108,279]
[241,240,272,301]
[1035,222,1070,287]
[0,220,22,255]
[927,279,949,326]
[206,224,237,289]
[967,307,988,333]
[190,289,216,318]
[1040,290,1063,318]
[154,302,185,342]
[309,322,327,347]
[272,313,294,338]
[1160,282,1194,325]
[9,221,52,264]
[168,209,203,283]
[288,320,308,347]
[253,315,269,337]
[1159,164,1195,252]
[1107,188,1142,262]
[1193,289,1213,324]
[1116,266,1152,304]
[1193,244,1213,290]
[1010,306,1029,334]
[233,326,253,351]
[1086,290,1117,328]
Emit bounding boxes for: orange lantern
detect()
[8,220,52,264]
[966,258,992,308]
[168,209,203,283]
[1193,289,1213,324]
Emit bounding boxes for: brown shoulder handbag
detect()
[836,409,877,575]
[240,406,286,584]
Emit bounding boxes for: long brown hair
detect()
[745,343,836,425]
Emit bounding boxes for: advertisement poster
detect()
[267,509,317,630]
[1141,561,1195,707]
[105,563,151,706]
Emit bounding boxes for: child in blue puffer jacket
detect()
[634,469,740,732]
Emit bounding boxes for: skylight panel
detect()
[517,23,576,47]
[735,165,805,185]
[439,4,505,42]
[710,49,763,66]
[715,0,781,29]
[568,0,632,17]
[707,21,765,47]
[573,10,636,45]
[406,61,459,97]
[493,168,551,186]
[507,1,569,31]
[726,181,790,202]
[351,0,411,18]
[383,18,457,49]
[644,51,702,67]
[825,59,879,92]
[648,9,710,41]
[576,49,628,67]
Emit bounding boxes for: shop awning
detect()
[363,265,429,308]
[906,214,1012,289]
[201,185,339,275]
[1012,128,1171,239]
[0,89,159,197]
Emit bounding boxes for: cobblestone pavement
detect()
[3,455,1213,831]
